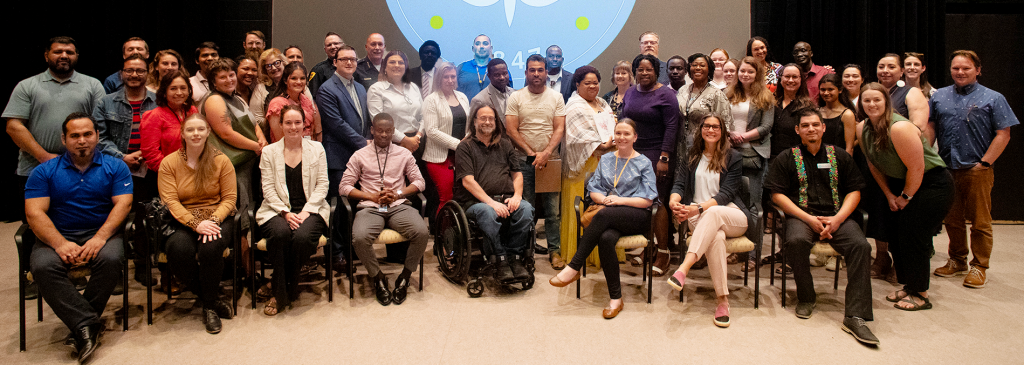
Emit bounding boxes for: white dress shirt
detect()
[367,80,424,143]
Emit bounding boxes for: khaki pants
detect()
[944,168,994,269]
[686,206,748,297]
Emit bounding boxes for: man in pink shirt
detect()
[791,41,833,104]
[339,113,428,306]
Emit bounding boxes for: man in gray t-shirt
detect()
[3,36,104,220]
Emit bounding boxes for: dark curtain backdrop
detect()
[754,0,946,86]
[0,0,270,222]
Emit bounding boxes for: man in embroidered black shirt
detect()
[765,108,877,345]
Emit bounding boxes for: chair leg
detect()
[19,273,26,352]
[754,254,760,309]
[327,239,333,303]
[146,252,153,325]
[419,255,424,291]
[576,265,583,299]
[37,297,43,322]
[348,244,354,299]
[123,254,129,332]
[770,226,776,286]
[647,243,653,304]
[780,242,786,308]
[834,256,841,290]
[250,243,257,310]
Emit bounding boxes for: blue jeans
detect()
[466,201,534,257]
[521,158,560,254]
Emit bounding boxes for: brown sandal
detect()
[264,298,278,316]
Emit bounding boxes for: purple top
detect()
[621,85,679,154]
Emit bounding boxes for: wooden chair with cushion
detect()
[15,218,131,352]
[339,193,427,299]
[572,195,657,303]
[675,177,763,307]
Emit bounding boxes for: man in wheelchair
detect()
[24,113,133,362]
[454,105,535,283]
[339,113,429,306]
[764,108,876,345]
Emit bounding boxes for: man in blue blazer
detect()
[315,45,370,268]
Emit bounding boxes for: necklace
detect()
[686,83,709,114]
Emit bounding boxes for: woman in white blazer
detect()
[256,104,330,316]
[421,62,471,216]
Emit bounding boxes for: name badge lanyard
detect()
[610,154,634,197]
[376,144,390,212]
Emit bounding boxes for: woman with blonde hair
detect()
[602,60,633,119]
[421,61,470,216]
[251,48,314,134]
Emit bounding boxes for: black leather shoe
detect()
[331,255,348,277]
[842,316,879,345]
[533,243,548,255]
[24,281,39,300]
[496,259,515,283]
[374,275,392,306]
[209,300,234,320]
[795,302,815,319]
[74,323,103,364]
[202,308,222,334]
[509,256,530,281]
[392,276,410,305]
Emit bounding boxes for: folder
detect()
[535,158,562,193]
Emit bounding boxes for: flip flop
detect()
[894,293,932,311]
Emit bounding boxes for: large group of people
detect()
[3,30,1018,362]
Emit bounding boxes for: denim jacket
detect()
[93,89,157,158]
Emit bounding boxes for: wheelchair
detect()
[434,200,536,297]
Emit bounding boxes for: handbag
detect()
[143,197,176,253]
[580,204,604,228]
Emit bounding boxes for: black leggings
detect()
[568,206,651,300]
[885,168,954,293]
[165,218,233,307]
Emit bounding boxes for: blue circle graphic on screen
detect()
[387,0,636,82]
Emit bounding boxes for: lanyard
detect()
[611,153,634,194]
[685,83,709,115]
[375,144,390,185]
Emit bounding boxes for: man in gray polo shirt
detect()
[4,36,105,222]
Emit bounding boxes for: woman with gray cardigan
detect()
[422,62,471,216]
[256,105,330,316]
[725,57,774,271]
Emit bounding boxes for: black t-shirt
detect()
[454,136,522,206]
[450,104,467,140]
[286,162,306,213]
[771,101,811,158]
[765,143,864,216]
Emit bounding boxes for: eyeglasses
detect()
[335,57,358,64]
[122,69,147,75]
[701,124,721,131]
[264,60,283,70]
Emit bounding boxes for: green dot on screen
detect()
[431,16,443,29]
[576,17,589,30]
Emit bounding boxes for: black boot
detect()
[509,255,530,281]
[496,256,515,283]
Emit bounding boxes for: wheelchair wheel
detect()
[435,201,472,283]
[467,279,484,298]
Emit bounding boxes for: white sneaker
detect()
[810,254,827,267]
[825,256,845,271]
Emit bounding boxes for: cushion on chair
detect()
[156,248,230,262]
[810,242,840,257]
[27,266,92,282]
[375,229,407,245]
[615,235,649,250]
[683,236,756,253]
[256,236,328,251]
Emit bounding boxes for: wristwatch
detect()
[659,155,670,163]
[900,191,913,201]
[979,160,992,168]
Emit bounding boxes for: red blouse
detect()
[141,105,198,171]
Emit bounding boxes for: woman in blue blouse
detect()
[549,118,659,319]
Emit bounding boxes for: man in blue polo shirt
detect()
[25,112,132,363]
[929,50,1019,289]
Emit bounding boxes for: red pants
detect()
[426,157,455,216]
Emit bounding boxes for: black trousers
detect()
[884,168,954,293]
[165,218,233,307]
[30,231,124,331]
[568,206,651,300]
[259,214,326,307]
[785,217,873,320]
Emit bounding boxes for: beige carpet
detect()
[1,221,1021,364]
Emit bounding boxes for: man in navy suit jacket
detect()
[546,45,575,102]
[316,45,370,266]
[317,45,371,195]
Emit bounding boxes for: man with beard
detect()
[93,53,157,286]
[189,42,220,102]
[469,58,514,126]
[791,41,833,103]
[546,45,575,102]
[458,34,512,99]
[505,54,567,268]
[308,32,345,97]
[24,112,133,363]
[408,40,444,99]
[5,36,105,223]
[244,30,267,59]
[102,37,149,94]
[355,33,387,90]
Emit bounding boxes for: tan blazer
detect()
[255,138,331,225]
